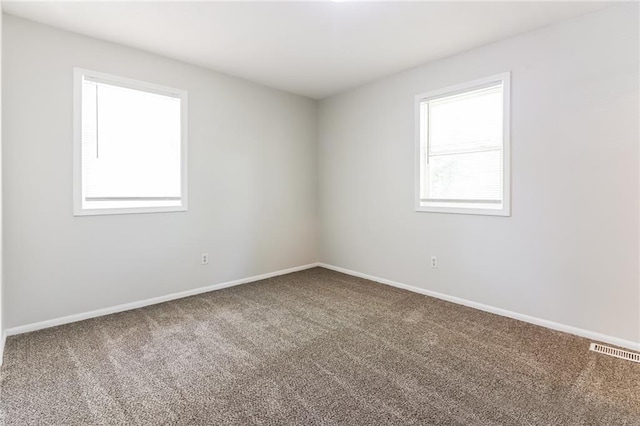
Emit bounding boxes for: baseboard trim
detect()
[0,331,7,366]
[318,263,640,352]
[5,262,638,354]
[5,263,320,338]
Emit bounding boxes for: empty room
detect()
[0,1,638,424]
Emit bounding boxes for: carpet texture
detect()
[1,267,638,425]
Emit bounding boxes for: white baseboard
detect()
[0,331,7,366]
[4,263,320,338]
[4,261,638,357]
[319,263,640,352]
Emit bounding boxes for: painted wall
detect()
[3,15,318,328]
[3,6,639,346]
[0,9,4,357]
[318,5,640,344]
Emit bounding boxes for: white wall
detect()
[2,15,318,328]
[318,5,640,344]
[0,8,4,359]
[3,6,639,346]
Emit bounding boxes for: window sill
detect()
[415,202,510,216]
[73,205,188,217]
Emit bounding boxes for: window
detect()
[415,73,510,216]
[74,69,187,216]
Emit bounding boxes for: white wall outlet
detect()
[430,256,438,268]
[201,253,209,265]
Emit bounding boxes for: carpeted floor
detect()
[1,267,638,425]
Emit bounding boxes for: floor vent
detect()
[589,343,640,363]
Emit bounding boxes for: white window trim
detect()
[414,72,511,217]
[73,68,188,216]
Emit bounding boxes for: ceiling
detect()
[2,1,609,99]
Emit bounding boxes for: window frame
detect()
[414,72,511,216]
[73,68,188,216]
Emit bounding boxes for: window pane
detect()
[428,150,502,201]
[81,79,182,209]
[428,85,503,155]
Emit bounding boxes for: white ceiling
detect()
[3,1,609,99]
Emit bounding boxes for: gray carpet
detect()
[1,267,638,425]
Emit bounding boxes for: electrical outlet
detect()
[201,253,209,265]
[431,256,438,268]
